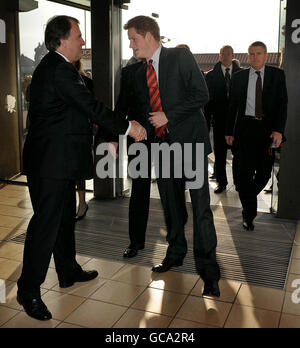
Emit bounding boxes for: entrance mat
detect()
[11,197,297,290]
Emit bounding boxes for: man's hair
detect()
[176,44,190,50]
[220,45,234,55]
[248,41,268,53]
[124,16,160,42]
[45,15,79,51]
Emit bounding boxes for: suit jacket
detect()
[129,47,211,156]
[23,51,129,180]
[227,65,288,139]
[206,61,242,129]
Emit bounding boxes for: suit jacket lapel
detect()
[136,62,149,103]
[242,69,250,112]
[158,47,168,105]
[262,65,272,101]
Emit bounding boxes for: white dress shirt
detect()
[221,64,232,77]
[147,45,162,85]
[245,66,265,117]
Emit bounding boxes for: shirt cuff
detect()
[125,121,131,136]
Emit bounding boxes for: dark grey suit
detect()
[132,47,220,282]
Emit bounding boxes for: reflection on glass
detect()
[19,0,91,136]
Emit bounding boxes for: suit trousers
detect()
[233,118,275,221]
[17,174,82,297]
[157,154,220,283]
[128,140,152,249]
[213,124,233,187]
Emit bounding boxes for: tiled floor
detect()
[0,178,299,328]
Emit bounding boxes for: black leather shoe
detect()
[17,293,52,321]
[214,185,226,194]
[59,270,98,288]
[123,248,138,258]
[242,218,255,231]
[202,281,220,297]
[152,258,183,273]
[75,204,88,222]
[123,245,144,258]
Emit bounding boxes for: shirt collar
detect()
[147,45,162,65]
[55,51,71,63]
[250,65,265,76]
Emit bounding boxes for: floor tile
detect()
[285,273,300,293]
[169,318,217,328]
[176,295,232,327]
[64,299,127,328]
[41,291,86,321]
[0,242,24,259]
[113,309,172,328]
[0,227,25,241]
[224,304,280,328]
[90,280,146,307]
[132,288,186,317]
[51,277,106,298]
[289,259,300,275]
[42,268,59,290]
[112,265,156,286]
[191,279,241,303]
[0,258,22,281]
[0,205,32,218]
[279,313,300,328]
[56,322,84,328]
[235,284,285,312]
[149,271,199,295]
[2,311,60,328]
[0,215,24,229]
[84,258,126,280]
[282,292,300,316]
[292,245,300,259]
[0,306,19,326]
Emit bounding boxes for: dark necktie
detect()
[255,71,263,119]
[225,68,231,97]
[146,59,167,140]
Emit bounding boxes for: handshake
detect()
[128,120,147,142]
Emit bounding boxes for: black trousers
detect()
[157,155,220,283]
[233,118,275,222]
[17,174,81,297]
[128,140,152,249]
[213,125,233,187]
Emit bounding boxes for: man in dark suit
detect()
[226,41,288,231]
[124,16,220,297]
[206,46,242,193]
[17,15,145,321]
[113,58,154,258]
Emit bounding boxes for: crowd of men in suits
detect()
[16,14,287,321]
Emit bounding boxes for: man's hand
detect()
[149,112,168,128]
[225,136,234,146]
[270,131,282,148]
[129,120,146,142]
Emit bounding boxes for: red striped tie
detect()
[146,59,167,140]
